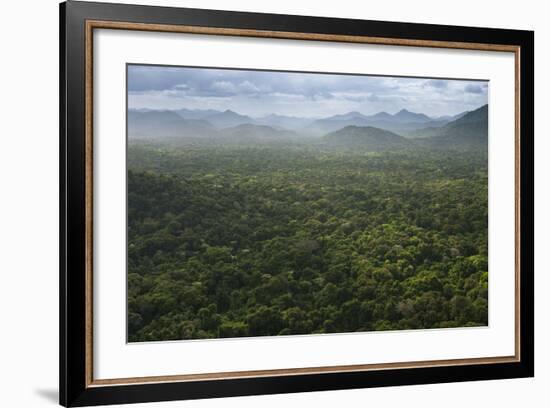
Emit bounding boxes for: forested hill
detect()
[413,105,489,150]
[323,126,413,150]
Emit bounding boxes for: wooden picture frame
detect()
[60,1,534,406]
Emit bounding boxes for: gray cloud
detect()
[128,65,488,117]
[424,79,448,89]
[464,84,484,94]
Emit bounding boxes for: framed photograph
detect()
[60,1,534,406]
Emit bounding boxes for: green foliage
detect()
[127,144,488,342]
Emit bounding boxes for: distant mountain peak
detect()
[204,109,254,128]
[393,109,431,123]
[395,108,420,116]
[328,111,368,121]
[369,111,393,120]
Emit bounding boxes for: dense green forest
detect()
[127,143,488,342]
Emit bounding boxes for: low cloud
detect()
[210,81,238,95]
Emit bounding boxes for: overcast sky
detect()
[128,65,488,118]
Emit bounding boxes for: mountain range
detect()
[128,104,488,151]
[301,109,465,135]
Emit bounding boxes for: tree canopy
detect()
[127,143,488,342]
